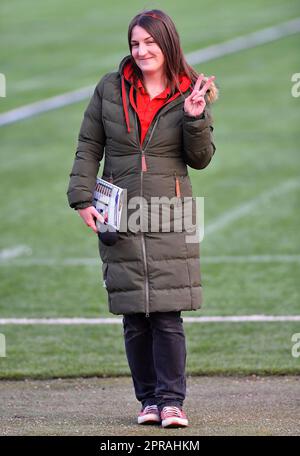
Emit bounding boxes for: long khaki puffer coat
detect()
[67,56,217,315]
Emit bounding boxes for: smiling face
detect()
[130,25,165,77]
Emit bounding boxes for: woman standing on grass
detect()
[67,9,217,428]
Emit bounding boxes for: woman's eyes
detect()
[132,41,155,47]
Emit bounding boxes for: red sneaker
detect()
[161,406,189,428]
[137,405,161,425]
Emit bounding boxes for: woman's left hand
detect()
[184,74,215,117]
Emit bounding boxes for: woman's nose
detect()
[137,43,147,56]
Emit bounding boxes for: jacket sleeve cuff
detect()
[73,202,92,210]
[183,108,211,132]
[183,109,206,121]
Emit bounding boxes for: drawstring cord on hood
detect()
[121,75,131,133]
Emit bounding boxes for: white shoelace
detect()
[144,405,158,414]
[162,406,181,417]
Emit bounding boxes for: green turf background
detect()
[1,0,299,378]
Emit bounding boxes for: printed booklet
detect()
[92,177,124,231]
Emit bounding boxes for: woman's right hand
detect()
[77,206,105,234]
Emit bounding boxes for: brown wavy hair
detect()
[127,9,199,96]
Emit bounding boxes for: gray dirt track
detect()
[0,376,299,436]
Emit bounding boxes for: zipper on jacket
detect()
[134,113,160,317]
[140,175,149,317]
[132,102,183,316]
[134,114,149,316]
[141,154,147,172]
[140,116,160,172]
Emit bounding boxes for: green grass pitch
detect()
[0,0,299,378]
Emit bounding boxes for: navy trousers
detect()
[122,311,186,412]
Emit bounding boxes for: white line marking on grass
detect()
[0,245,32,261]
[206,178,300,235]
[0,315,299,325]
[0,18,299,127]
[187,17,300,64]
[204,255,300,263]
[1,254,300,267]
[0,86,94,127]
[0,257,100,266]
[0,178,298,267]
[185,316,300,322]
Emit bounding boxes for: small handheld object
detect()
[92,178,124,246]
[95,218,119,246]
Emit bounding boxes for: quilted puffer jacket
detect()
[67,55,217,315]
